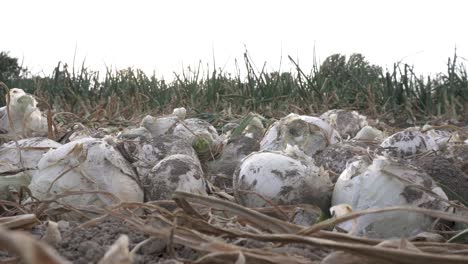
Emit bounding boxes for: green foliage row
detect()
[1,50,467,124]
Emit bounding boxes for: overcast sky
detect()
[3,0,467,79]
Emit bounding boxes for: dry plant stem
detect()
[31,190,121,217]
[174,192,468,237]
[172,228,312,264]
[47,109,56,140]
[174,197,205,220]
[193,251,246,264]
[298,206,468,236]
[43,204,93,221]
[173,191,299,233]
[171,192,468,248]
[421,125,468,138]
[172,211,378,248]
[235,190,290,221]
[209,223,468,263]
[0,214,40,229]
[45,164,81,194]
[135,219,467,264]
[0,226,70,264]
[167,226,176,259]
[0,146,58,152]
[129,237,154,257]
[185,213,465,262]
[313,230,382,245]
[233,232,468,264]
[75,214,109,229]
[111,203,175,228]
[97,234,131,264]
[108,211,312,263]
[52,111,83,121]
[103,192,468,264]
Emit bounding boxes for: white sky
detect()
[3,0,468,79]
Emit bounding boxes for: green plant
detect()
[1,50,466,126]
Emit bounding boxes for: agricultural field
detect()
[0,51,467,264]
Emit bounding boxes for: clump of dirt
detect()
[414,154,468,203]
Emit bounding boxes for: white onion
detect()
[30,137,143,209]
[332,156,449,238]
[260,113,341,157]
[234,150,332,212]
[320,109,368,138]
[380,130,438,158]
[145,154,207,200]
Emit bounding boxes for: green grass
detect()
[2,50,467,126]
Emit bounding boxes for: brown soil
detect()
[414,155,468,203]
[0,216,333,263]
[315,142,370,183]
[0,219,198,264]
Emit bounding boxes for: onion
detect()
[332,156,449,238]
[234,149,333,212]
[144,154,207,200]
[29,137,143,209]
[260,113,340,157]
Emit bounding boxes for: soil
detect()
[414,154,468,203]
[0,216,333,264]
[315,142,370,183]
[0,218,198,264]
